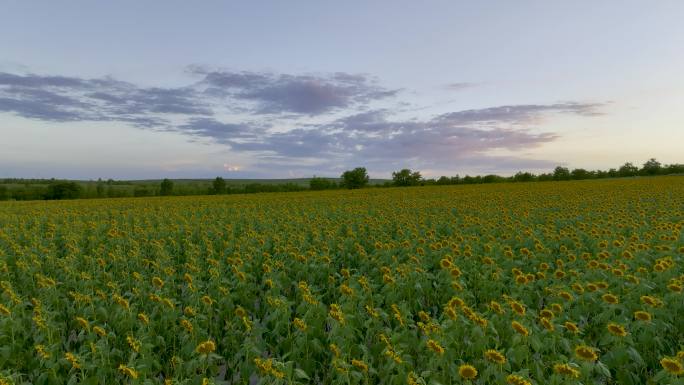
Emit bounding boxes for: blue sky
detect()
[1,1,683,179]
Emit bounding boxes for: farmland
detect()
[0,177,682,384]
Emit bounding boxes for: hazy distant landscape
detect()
[1,158,681,201]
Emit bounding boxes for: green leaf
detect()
[595,361,612,379]
[626,347,645,367]
[294,368,310,380]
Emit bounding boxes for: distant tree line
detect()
[381,159,683,187]
[0,158,682,201]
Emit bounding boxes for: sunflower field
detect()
[0,177,683,385]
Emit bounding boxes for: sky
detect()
[1,1,683,180]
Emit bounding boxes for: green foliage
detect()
[553,166,571,181]
[392,169,422,186]
[160,178,174,196]
[44,181,81,200]
[309,177,335,190]
[571,168,593,180]
[340,167,369,189]
[512,172,535,183]
[641,158,662,175]
[133,186,152,197]
[619,162,639,177]
[212,177,227,194]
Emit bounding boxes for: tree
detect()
[45,181,81,200]
[618,162,639,177]
[640,158,662,175]
[340,167,369,189]
[309,177,334,190]
[537,173,554,181]
[96,178,105,197]
[392,169,422,186]
[212,177,227,194]
[512,172,535,182]
[663,163,684,174]
[553,166,571,181]
[570,168,592,180]
[483,174,505,183]
[160,179,174,196]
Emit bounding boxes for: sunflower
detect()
[506,374,531,385]
[448,296,465,308]
[539,309,554,318]
[606,322,628,337]
[73,316,89,331]
[641,295,663,307]
[668,283,683,292]
[444,306,458,320]
[351,359,369,372]
[634,310,652,321]
[510,301,526,316]
[293,317,307,331]
[439,258,453,269]
[484,349,507,364]
[458,364,478,380]
[234,306,247,317]
[152,276,164,288]
[180,319,193,333]
[64,352,80,369]
[601,293,619,305]
[553,363,580,378]
[511,321,529,336]
[329,304,345,324]
[93,326,106,337]
[137,312,149,325]
[35,344,51,359]
[571,283,585,294]
[407,372,421,385]
[660,357,684,375]
[574,345,598,362]
[489,301,504,314]
[426,339,445,355]
[195,340,216,354]
[329,344,341,358]
[118,364,139,379]
[127,336,141,353]
[564,321,580,334]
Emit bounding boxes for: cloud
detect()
[444,82,478,91]
[0,72,208,126]
[195,69,399,114]
[0,69,606,177]
[176,118,260,142]
[186,102,597,175]
[436,103,605,126]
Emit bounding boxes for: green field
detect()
[0,177,683,384]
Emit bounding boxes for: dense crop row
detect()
[0,177,683,384]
